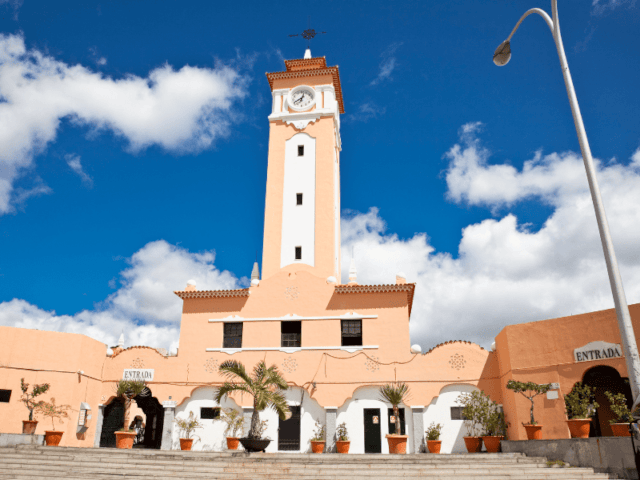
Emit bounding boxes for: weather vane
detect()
[289,17,326,48]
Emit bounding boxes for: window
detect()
[341,319,362,346]
[295,246,302,260]
[223,322,243,348]
[450,407,466,420]
[200,407,220,419]
[0,390,11,403]
[281,321,301,348]
[296,193,303,205]
[298,145,304,156]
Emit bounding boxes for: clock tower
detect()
[262,52,345,281]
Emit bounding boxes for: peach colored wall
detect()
[271,75,335,90]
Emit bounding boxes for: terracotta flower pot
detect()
[523,424,543,440]
[463,436,483,453]
[115,431,137,449]
[611,423,631,437]
[22,420,38,435]
[226,437,240,450]
[482,435,503,453]
[566,419,591,439]
[310,440,325,453]
[44,431,63,446]
[385,434,408,454]
[179,438,193,451]
[427,439,441,453]
[336,440,350,453]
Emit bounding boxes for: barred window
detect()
[223,322,243,349]
[281,321,301,348]
[450,407,466,420]
[341,319,362,347]
[201,407,220,420]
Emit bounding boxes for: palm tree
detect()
[214,360,290,439]
[379,383,410,436]
[116,380,148,432]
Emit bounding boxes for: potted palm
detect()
[175,411,203,450]
[481,400,508,453]
[506,380,551,440]
[310,420,326,453]
[214,360,290,453]
[20,378,50,434]
[336,422,350,453]
[425,422,443,453]
[456,391,486,452]
[114,380,148,449]
[564,382,598,439]
[36,398,71,446]
[604,391,631,437]
[219,408,244,450]
[379,382,409,454]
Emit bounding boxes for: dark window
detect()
[341,319,362,346]
[296,193,303,205]
[281,321,302,348]
[223,322,243,348]
[298,145,304,156]
[0,390,11,403]
[201,407,220,419]
[295,246,302,260]
[450,407,466,420]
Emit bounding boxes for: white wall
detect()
[423,384,479,454]
[336,386,414,454]
[281,133,316,268]
[173,387,241,451]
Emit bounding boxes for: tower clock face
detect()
[288,86,316,111]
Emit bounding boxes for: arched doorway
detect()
[582,365,632,437]
[99,387,164,449]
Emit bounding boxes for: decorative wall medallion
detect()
[204,358,219,374]
[282,356,298,374]
[449,353,466,370]
[284,287,299,300]
[130,358,145,369]
[365,355,380,372]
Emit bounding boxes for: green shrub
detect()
[425,422,443,441]
[506,380,552,425]
[564,382,598,420]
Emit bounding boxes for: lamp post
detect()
[493,1,640,403]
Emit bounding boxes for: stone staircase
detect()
[0,445,619,480]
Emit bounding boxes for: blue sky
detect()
[1,0,639,351]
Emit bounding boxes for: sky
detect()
[1,0,640,354]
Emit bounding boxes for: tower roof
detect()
[266,57,345,114]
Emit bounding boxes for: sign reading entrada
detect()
[122,369,154,381]
[574,341,622,363]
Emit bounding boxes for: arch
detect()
[581,365,631,437]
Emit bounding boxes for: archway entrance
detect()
[582,365,631,437]
[99,387,164,449]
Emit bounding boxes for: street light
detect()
[494,1,640,403]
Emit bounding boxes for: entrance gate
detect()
[278,405,301,451]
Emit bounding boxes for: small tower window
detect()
[298,145,304,156]
[295,246,302,260]
[296,193,303,205]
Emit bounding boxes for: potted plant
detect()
[425,422,443,453]
[114,380,148,449]
[481,400,508,453]
[564,382,599,438]
[506,380,551,440]
[20,378,49,434]
[175,411,203,450]
[604,391,632,437]
[456,390,486,452]
[379,382,409,454]
[310,420,326,453]
[219,408,244,450]
[215,360,290,453]
[35,398,71,446]
[336,422,350,453]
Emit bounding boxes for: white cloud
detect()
[347,102,386,123]
[0,0,22,20]
[592,0,636,15]
[65,154,93,187]
[0,240,241,351]
[370,42,402,86]
[0,34,247,215]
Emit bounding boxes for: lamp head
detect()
[493,40,511,66]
